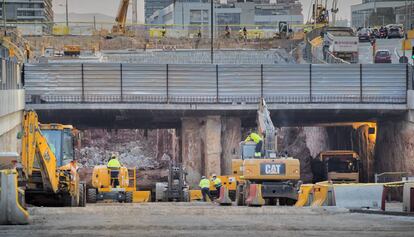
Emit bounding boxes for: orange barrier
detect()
[245,184,265,207]
[217,186,232,206]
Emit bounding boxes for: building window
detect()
[190,10,208,25]
[217,13,240,26]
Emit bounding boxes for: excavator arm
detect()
[113,0,130,34]
[21,111,60,193]
[257,98,276,152]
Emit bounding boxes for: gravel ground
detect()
[1,203,413,237]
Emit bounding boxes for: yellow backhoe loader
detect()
[0,111,85,224]
[234,99,301,206]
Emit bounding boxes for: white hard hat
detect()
[201,176,206,179]
[212,174,217,177]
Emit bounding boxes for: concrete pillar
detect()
[181,118,204,188]
[204,116,222,177]
[221,117,241,175]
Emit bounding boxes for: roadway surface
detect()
[359,39,403,64]
[0,203,413,237]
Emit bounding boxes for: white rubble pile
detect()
[78,140,159,170]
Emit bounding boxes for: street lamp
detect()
[210,0,214,64]
[58,0,69,27]
[3,0,6,36]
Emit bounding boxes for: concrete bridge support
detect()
[0,90,24,153]
[181,116,241,188]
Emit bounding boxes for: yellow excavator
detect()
[234,99,301,206]
[1,111,85,224]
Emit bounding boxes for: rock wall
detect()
[181,116,242,188]
[375,120,414,176]
[352,125,376,182]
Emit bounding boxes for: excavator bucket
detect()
[0,169,30,225]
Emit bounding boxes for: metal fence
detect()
[24,63,409,104]
[0,58,21,90]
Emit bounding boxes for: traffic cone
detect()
[245,184,265,207]
[218,186,232,206]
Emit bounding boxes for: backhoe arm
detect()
[21,111,59,193]
[114,0,129,33]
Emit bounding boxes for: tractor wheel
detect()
[87,188,97,203]
[125,192,133,203]
[78,183,86,207]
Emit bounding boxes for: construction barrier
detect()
[189,190,203,201]
[295,184,314,207]
[333,184,383,209]
[310,183,333,207]
[217,186,232,206]
[403,182,414,212]
[132,191,151,203]
[0,170,29,225]
[245,184,265,207]
[297,182,385,210]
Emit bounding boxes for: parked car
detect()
[388,27,403,39]
[358,28,372,42]
[374,50,392,63]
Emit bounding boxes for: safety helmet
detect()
[201,176,206,179]
[212,174,217,177]
[111,154,117,159]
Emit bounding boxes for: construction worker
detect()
[245,131,263,157]
[161,26,167,38]
[107,155,121,188]
[199,176,213,202]
[211,174,222,199]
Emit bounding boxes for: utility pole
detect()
[65,0,69,27]
[210,0,214,64]
[3,0,6,36]
[404,0,407,58]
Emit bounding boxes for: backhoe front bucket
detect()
[0,170,30,225]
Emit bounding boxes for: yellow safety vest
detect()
[107,158,121,168]
[245,132,262,144]
[199,178,210,189]
[213,177,222,187]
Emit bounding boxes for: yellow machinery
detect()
[21,111,85,207]
[112,0,129,34]
[234,99,301,206]
[314,150,360,183]
[63,45,81,56]
[87,166,150,203]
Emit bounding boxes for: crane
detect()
[112,0,130,34]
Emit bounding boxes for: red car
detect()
[374,50,392,63]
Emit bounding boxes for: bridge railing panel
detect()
[23,63,409,105]
[362,64,407,103]
[24,64,82,103]
[83,63,121,102]
[218,64,261,103]
[312,64,361,103]
[122,64,167,103]
[168,64,217,103]
[263,64,310,103]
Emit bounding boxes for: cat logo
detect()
[260,163,285,175]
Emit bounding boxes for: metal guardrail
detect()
[0,58,21,90]
[24,63,409,104]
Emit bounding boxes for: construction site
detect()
[1,0,414,236]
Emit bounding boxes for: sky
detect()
[53,0,363,23]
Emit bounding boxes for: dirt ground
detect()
[1,203,413,237]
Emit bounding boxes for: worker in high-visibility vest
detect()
[245,132,263,157]
[211,174,222,199]
[107,155,121,188]
[199,176,213,202]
